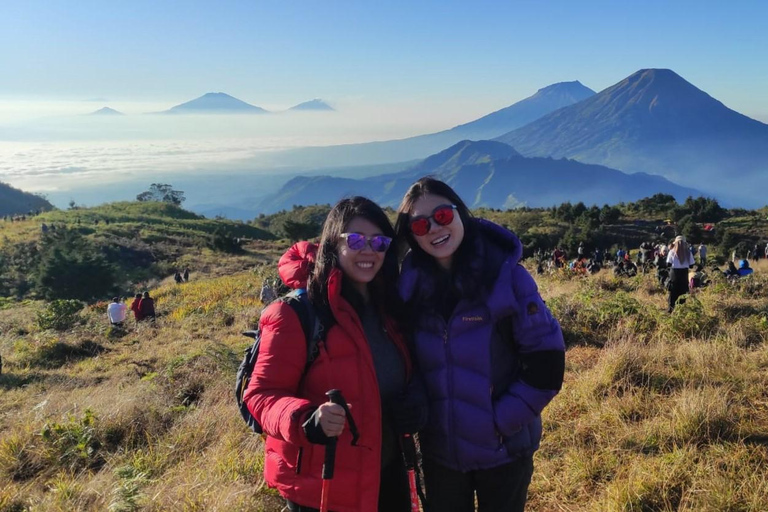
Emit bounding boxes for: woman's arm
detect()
[243,302,316,446]
[493,265,566,437]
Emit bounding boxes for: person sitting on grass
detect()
[130,293,143,322]
[138,291,156,320]
[107,297,127,327]
[738,259,754,277]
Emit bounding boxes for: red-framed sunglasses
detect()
[339,233,392,252]
[409,204,457,236]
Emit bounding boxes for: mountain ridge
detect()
[257,140,702,213]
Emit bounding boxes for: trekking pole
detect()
[320,389,359,512]
[401,433,421,512]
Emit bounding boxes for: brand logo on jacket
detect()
[462,316,484,322]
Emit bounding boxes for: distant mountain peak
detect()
[89,107,123,116]
[536,80,591,94]
[166,92,268,114]
[289,99,335,111]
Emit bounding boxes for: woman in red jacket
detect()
[244,197,425,512]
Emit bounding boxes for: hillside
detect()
[0,201,276,301]
[257,140,703,213]
[1,246,767,510]
[0,181,54,216]
[497,69,768,208]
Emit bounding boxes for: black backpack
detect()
[235,289,325,434]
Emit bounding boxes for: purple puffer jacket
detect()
[399,219,565,471]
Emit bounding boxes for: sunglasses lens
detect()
[345,233,366,250]
[410,218,430,236]
[433,206,454,226]
[370,236,391,252]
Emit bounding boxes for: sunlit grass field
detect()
[1,252,767,510]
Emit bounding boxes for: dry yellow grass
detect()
[1,257,767,511]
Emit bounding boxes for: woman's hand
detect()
[317,402,348,437]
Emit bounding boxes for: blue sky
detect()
[1,0,767,120]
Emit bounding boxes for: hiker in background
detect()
[553,247,564,268]
[139,291,156,320]
[395,178,565,512]
[174,271,183,284]
[577,242,585,258]
[688,264,708,291]
[183,267,190,282]
[130,293,143,322]
[244,197,424,512]
[738,259,754,277]
[107,297,127,327]
[666,235,695,313]
[698,243,707,266]
[594,247,604,265]
[724,261,740,280]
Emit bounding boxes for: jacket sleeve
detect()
[242,301,315,446]
[493,264,565,437]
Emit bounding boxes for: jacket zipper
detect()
[442,322,461,469]
[295,447,303,474]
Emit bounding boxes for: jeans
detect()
[422,456,534,512]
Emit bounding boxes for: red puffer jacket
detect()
[244,243,411,512]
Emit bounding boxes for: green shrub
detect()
[40,409,105,472]
[36,299,83,331]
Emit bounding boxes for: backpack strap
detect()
[283,289,325,370]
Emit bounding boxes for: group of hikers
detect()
[174,267,191,284]
[106,292,156,326]
[536,234,758,316]
[243,178,566,512]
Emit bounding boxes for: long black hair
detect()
[395,177,506,303]
[308,196,405,324]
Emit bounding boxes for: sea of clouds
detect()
[0,97,490,208]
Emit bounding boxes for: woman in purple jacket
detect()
[395,178,565,512]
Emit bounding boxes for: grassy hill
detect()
[0,201,277,300]
[1,198,768,510]
[1,259,767,510]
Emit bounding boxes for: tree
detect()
[34,228,115,301]
[282,220,321,242]
[136,183,186,205]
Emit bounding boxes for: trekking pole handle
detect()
[322,437,338,480]
[326,389,359,445]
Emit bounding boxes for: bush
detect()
[40,409,105,472]
[36,299,83,331]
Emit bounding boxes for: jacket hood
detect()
[474,218,523,265]
[278,241,318,289]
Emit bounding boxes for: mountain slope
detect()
[256,81,596,168]
[0,182,54,216]
[257,140,701,213]
[496,69,768,207]
[164,92,268,114]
